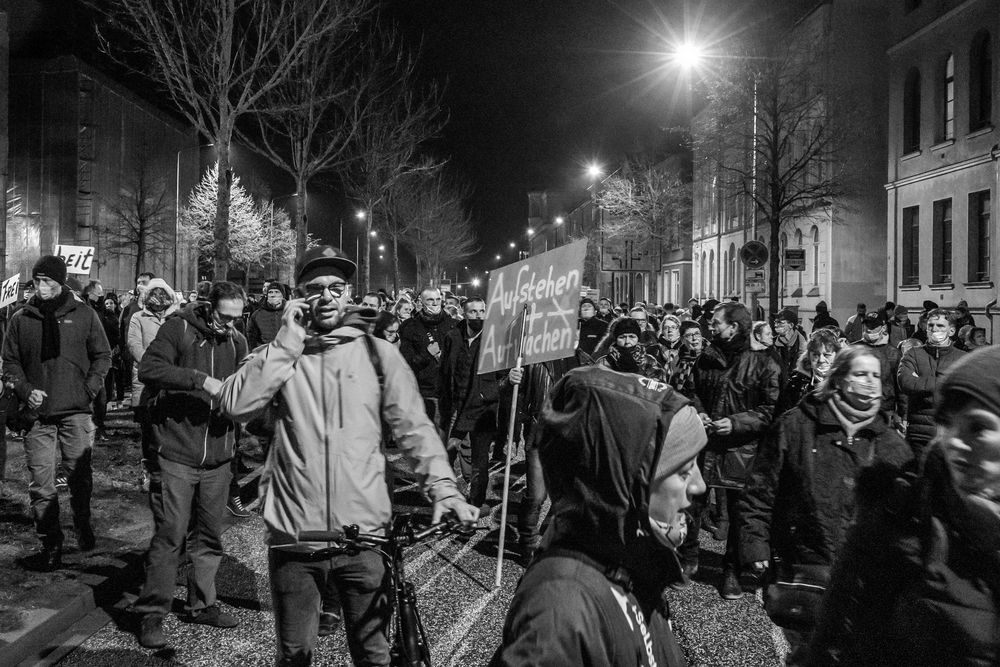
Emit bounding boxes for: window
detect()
[723,249,729,295]
[794,229,803,288]
[933,198,953,283]
[708,250,716,297]
[969,190,991,282]
[903,68,921,153]
[902,206,920,284]
[701,251,707,298]
[811,225,820,285]
[729,243,737,294]
[970,31,993,131]
[941,54,955,140]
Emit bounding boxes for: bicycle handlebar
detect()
[297,516,479,548]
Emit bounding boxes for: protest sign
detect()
[478,239,586,374]
[0,273,20,308]
[54,245,96,275]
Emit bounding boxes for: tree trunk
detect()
[392,235,399,296]
[768,214,780,317]
[213,125,234,281]
[294,177,308,263]
[364,216,372,294]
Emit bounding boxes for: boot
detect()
[139,614,167,649]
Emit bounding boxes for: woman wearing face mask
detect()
[99,295,126,409]
[594,317,666,381]
[775,329,843,417]
[391,297,413,322]
[652,315,684,377]
[739,346,914,659]
[809,346,1000,666]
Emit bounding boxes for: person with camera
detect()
[215,246,476,666]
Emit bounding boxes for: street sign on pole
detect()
[739,241,768,269]
[744,269,765,294]
[784,248,806,271]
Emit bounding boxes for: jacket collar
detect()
[799,393,890,435]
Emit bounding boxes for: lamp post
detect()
[357,209,372,293]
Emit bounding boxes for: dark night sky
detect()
[384,0,702,269]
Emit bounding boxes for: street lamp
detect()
[508,241,516,249]
[555,216,564,225]
[587,163,603,179]
[672,42,705,70]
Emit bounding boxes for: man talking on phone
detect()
[214,246,477,666]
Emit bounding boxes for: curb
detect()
[0,551,145,667]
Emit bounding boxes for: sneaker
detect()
[78,524,97,552]
[186,605,238,628]
[318,611,341,637]
[55,475,69,490]
[139,613,167,649]
[720,569,743,600]
[227,495,252,518]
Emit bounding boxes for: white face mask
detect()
[35,282,57,300]
[928,330,950,345]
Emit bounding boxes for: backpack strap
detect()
[361,333,386,403]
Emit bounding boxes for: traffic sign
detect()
[744,269,765,294]
[740,241,768,269]
[784,248,806,271]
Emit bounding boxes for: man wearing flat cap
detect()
[216,245,477,666]
[1,255,111,571]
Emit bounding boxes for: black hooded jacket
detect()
[497,366,693,666]
[398,308,457,398]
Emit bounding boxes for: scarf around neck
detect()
[827,393,879,439]
[35,290,71,362]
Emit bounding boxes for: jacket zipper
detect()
[324,352,332,533]
[202,342,214,467]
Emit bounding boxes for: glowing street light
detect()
[356,210,366,221]
[508,241,516,249]
[555,216,564,225]
[378,244,385,252]
[526,227,534,237]
[369,230,377,237]
[672,41,705,70]
[587,163,603,179]
[471,277,480,287]
[495,254,501,261]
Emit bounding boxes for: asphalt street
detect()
[56,468,786,666]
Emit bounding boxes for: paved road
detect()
[57,466,785,666]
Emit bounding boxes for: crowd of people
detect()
[1,248,998,665]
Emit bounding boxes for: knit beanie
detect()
[893,305,908,317]
[610,316,642,339]
[652,405,708,480]
[32,255,67,285]
[936,346,1000,420]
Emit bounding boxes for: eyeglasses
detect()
[384,329,399,339]
[682,332,702,340]
[303,282,347,298]
[215,312,240,324]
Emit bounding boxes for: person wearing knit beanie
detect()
[610,315,642,340]
[32,255,67,286]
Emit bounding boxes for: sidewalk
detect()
[0,406,152,666]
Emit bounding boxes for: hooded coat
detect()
[497,366,698,666]
[138,303,248,468]
[127,278,178,407]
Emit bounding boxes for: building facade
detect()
[692,0,890,326]
[885,0,999,329]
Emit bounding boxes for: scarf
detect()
[715,332,749,365]
[610,343,645,374]
[827,393,879,439]
[35,290,71,362]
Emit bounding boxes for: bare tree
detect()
[693,27,866,315]
[342,29,446,293]
[91,0,356,279]
[239,0,375,261]
[595,156,692,249]
[397,170,477,288]
[98,153,173,284]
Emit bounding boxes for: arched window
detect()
[811,225,820,285]
[708,250,716,297]
[795,229,804,287]
[903,67,921,153]
[723,249,729,296]
[729,243,737,295]
[970,31,993,131]
[940,53,955,140]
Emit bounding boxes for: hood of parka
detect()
[538,365,692,601]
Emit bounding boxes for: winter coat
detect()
[497,366,696,666]
[651,336,684,377]
[216,321,459,549]
[842,314,865,344]
[247,299,284,349]
[1,293,111,418]
[811,312,839,333]
[398,309,457,399]
[896,344,966,448]
[577,316,608,357]
[808,445,1000,666]
[439,324,510,432]
[887,318,915,348]
[775,370,818,417]
[138,303,248,468]
[773,330,807,380]
[693,338,782,487]
[739,394,914,568]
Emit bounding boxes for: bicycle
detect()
[297,513,481,667]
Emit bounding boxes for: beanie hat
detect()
[775,308,798,324]
[922,300,937,312]
[863,310,887,328]
[610,316,642,339]
[579,297,596,309]
[653,405,708,480]
[702,299,720,314]
[893,305,908,317]
[816,300,829,313]
[936,346,1000,420]
[32,255,67,285]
